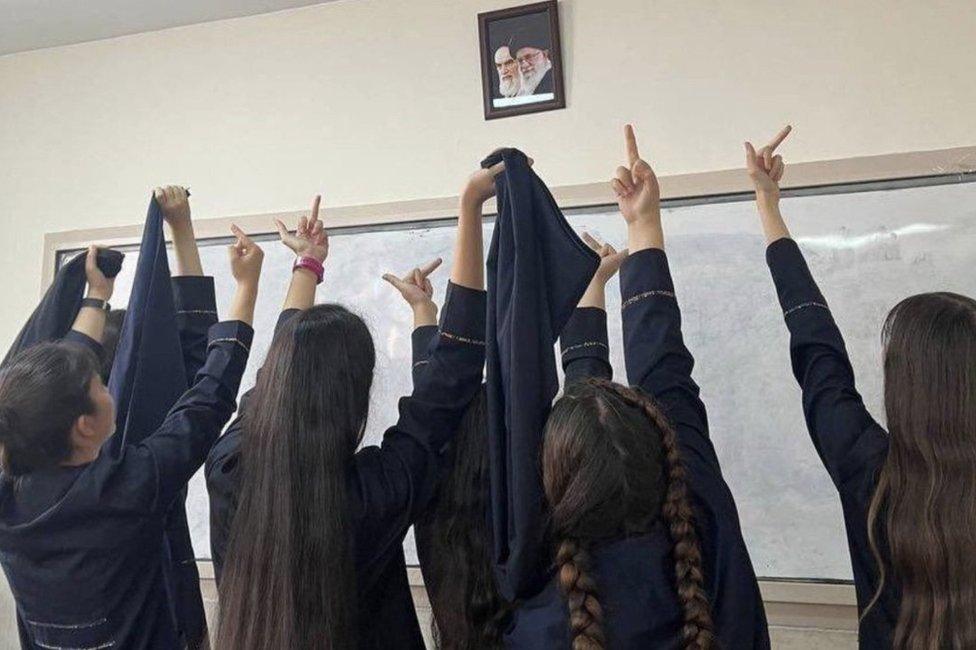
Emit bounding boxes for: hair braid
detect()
[556,538,606,650]
[596,379,716,650]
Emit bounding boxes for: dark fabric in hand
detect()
[107,196,206,649]
[2,249,123,368]
[483,148,600,601]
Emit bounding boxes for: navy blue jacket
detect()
[483,148,600,603]
[766,238,894,648]
[0,321,252,650]
[1,249,123,369]
[206,283,486,649]
[107,197,211,648]
[413,306,613,640]
[559,307,613,385]
[504,249,769,649]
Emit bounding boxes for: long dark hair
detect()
[216,304,375,649]
[417,387,510,649]
[0,342,99,477]
[543,378,714,650]
[865,291,976,649]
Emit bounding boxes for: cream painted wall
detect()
[2,0,976,348]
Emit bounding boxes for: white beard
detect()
[498,74,520,98]
[517,59,552,96]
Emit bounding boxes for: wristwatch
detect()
[81,297,111,312]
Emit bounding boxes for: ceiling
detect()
[0,0,335,56]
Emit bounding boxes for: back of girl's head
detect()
[0,342,99,477]
[867,292,976,649]
[216,304,375,650]
[543,378,714,650]
[422,387,510,649]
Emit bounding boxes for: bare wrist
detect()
[235,279,260,294]
[412,302,438,327]
[756,192,781,211]
[577,283,606,310]
[631,207,661,224]
[627,219,664,252]
[166,218,194,235]
[86,288,112,302]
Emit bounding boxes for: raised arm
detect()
[66,246,115,354]
[139,228,262,510]
[353,164,492,534]
[746,126,885,487]
[156,186,219,383]
[560,232,626,383]
[613,125,717,469]
[274,194,329,314]
[382,258,443,383]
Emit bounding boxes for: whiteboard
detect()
[94,176,976,580]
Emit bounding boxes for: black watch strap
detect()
[81,297,111,312]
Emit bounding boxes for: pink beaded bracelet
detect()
[293,256,324,284]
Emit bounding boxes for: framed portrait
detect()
[478,1,565,120]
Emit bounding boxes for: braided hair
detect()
[543,378,715,650]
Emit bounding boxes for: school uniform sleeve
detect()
[205,419,243,584]
[619,248,719,473]
[137,320,253,512]
[560,307,612,383]
[765,238,887,488]
[410,325,439,385]
[62,330,105,359]
[172,276,219,384]
[352,283,485,551]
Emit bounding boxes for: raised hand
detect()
[71,245,115,342]
[155,185,203,276]
[84,245,115,301]
[612,125,660,224]
[745,125,791,201]
[228,225,264,287]
[578,233,627,309]
[225,226,262,326]
[154,185,191,228]
[275,195,329,262]
[461,154,534,207]
[383,258,442,307]
[383,258,443,327]
[745,125,793,243]
[582,232,628,285]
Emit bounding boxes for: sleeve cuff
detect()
[619,248,676,309]
[207,321,254,354]
[172,276,218,316]
[63,330,105,358]
[412,325,439,367]
[560,308,609,364]
[438,282,486,346]
[765,238,829,316]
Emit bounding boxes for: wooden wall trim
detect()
[41,145,976,288]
